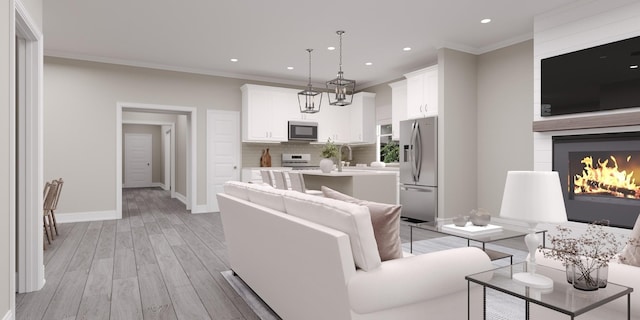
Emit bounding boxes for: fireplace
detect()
[553,132,640,229]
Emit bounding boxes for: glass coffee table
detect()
[408,221,546,264]
[465,262,633,320]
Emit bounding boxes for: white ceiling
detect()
[43,0,579,89]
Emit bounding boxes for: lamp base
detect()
[513,272,554,289]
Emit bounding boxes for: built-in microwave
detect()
[288,121,318,141]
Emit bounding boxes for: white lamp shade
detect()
[499,171,568,224]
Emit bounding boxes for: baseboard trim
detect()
[56,210,118,223]
[3,309,13,320]
[174,192,187,205]
[192,205,210,214]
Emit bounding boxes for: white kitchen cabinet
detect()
[349,92,376,144]
[404,65,438,119]
[389,80,407,141]
[318,103,350,144]
[318,92,376,144]
[241,84,300,142]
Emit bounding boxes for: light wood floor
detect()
[16,187,526,320]
[16,187,259,320]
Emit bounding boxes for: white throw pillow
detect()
[620,214,640,267]
[245,183,287,212]
[321,186,403,261]
[283,191,382,271]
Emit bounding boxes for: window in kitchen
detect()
[377,124,399,163]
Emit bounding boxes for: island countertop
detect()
[297,169,398,177]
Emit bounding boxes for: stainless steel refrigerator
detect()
[399,117,437,222]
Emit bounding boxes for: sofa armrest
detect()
[347,246,492,314]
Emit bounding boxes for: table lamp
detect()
[499,171,568,289]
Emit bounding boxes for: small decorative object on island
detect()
[469,209,491,226]
[320,138,338,173]
[542,220,626,291]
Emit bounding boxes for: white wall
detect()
[477,40,534,214]
[44,57,304,216]
[1,1,15,316]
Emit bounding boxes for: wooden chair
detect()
[43,181,58,246]
[260,170,274,187]
[272,171,290,190]
[49,178,63,236]
[288,172,323,196]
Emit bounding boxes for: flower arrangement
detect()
[541,220,626,290]
[321,138,338,159]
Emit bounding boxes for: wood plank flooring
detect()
[16,188,258,320]
[17,187,527,320]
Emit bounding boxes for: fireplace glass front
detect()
[553,132,640,229]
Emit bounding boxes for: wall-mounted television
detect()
[541,35,640,117]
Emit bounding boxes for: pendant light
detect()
[298,49,323,113]
[326,30,355,106]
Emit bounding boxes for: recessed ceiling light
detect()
[365,62,373,66]
[481,18,491,24]
[631,65,639,69]
[403,47,412,51]
[287,66,294,70]
[328,46,336,51]
[230,58,238,62]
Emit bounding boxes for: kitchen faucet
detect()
[337,144,352,172]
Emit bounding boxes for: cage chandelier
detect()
[298,49,323,113]
[326,30,355,106]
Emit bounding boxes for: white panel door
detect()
[125,133,152,188]
[207,110,240,212]
[163,128,171,191]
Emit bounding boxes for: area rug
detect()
[222,236,529,320]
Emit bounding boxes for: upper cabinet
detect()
[242,84,376,144]
[389,80,407,141]
[241,84,294,142]
[404,65,438,119]
[318,92,376,144]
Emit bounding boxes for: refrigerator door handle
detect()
[400,185,434,192]
[410,121,418,182]
[414,121,423,181]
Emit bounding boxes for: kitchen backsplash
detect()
[242,143,376,168]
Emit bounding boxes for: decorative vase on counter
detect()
[319,158,334,173]
[572,257,600,291]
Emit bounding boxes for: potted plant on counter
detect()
[320,138,338,173]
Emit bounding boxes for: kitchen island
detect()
[301,169,398,204]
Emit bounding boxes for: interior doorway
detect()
[116,102,197,217]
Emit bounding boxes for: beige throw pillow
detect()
[321,186,403,261]
[620,214,640,267]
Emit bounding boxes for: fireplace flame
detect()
[574,156,640,199]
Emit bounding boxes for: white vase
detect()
[319,158,334,173]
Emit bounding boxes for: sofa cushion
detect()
[620,214,640,267]
[245,183,287,212]
[223,181,249,200]
[283,190,382,271]
[321,186,403,261]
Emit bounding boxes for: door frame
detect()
[122,120,176,196]
[206,110,241,212]
[117,102,197,217]
[14,1,45,294]
[162,126,172,192]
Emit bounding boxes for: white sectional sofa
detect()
[217,181,493,320]
[532,250,640,319]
